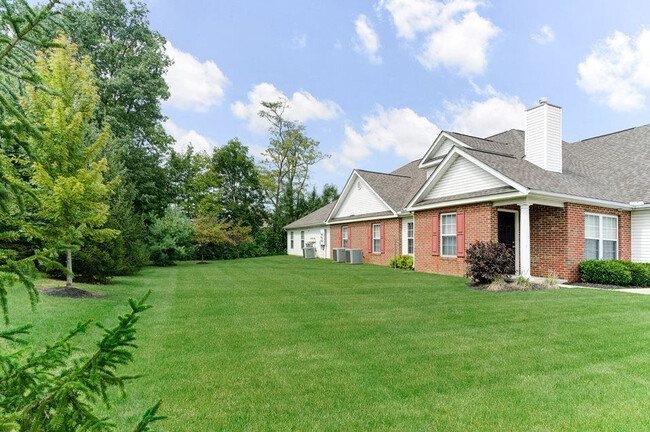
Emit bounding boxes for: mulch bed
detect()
[39,286,106,299]
[468,280,553,292]
[568,282,644,290]
[196,261,209,265]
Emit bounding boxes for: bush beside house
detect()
[579,260,650,286]
[465,241,515,284]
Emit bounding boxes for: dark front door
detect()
[498,211,516,249]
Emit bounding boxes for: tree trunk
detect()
[66,249,73,289]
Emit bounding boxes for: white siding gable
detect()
[432,137,455,159]
[423,156,507,201]
[632,210,650,263]
[333,176,390,218]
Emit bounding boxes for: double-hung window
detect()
[440,213,457,257]
[585,214,618,260]
[342,226,349,248]
[407,222,414,254]
[300,231,305,249]
[290,231,294,249]
[372,224,381,253]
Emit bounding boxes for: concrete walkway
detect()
[562,284,650,295]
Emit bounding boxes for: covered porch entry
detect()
[493,199,567,280]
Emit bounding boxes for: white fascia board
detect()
[409,191,526,211]
[325,170,397,223]
[406,146,528,211]
[528,190,632,210]
[325,170,357,223]
[326,214,397,225]
[418,132,469,169]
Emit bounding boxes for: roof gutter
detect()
[528,190,633,210]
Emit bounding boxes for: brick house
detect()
[285,99,650,282]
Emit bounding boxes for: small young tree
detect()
[193,217,252,263]
[148,207,194,266]
[22,35,117,290]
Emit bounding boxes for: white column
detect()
[519,203,531,278]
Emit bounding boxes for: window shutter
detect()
[431,214,439,256]
[367,224,372,253]
[380,223,385,253]
[339,226,342,248]
[456,211,466,258]
[348,226,352,248]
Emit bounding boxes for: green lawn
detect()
[6,256,650,430]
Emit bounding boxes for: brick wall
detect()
[330,218,402,266]
[565,203,631,281]
[413,203,496,276]
[330,202,632,282]
[530,205,568,279]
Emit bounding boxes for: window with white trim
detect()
[407,222,414,254]
[372,224,381,253]
[342,226,348,248]
[585,214,618,260]
[440,213,457,257]
[290,231,294,249]
[300,231,305,249]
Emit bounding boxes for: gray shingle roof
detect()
[286,123,650,229]
[357,159,429,212]
[452,124,650,204]
[283,200,336,229]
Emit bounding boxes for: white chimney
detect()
[525,98,562,173]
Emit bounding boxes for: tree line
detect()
[1,0,338,287]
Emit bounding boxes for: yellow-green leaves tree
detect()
[193,217,251,263]
[22,35,117,289]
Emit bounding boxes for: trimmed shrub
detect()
[465,241,515,284]
[621,261,650,287]
[389,255,414,270]
[578,260,633,286]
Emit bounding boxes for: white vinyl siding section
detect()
[424,156,507,200]
[401,217,414,255]
[287,227,330,259]
[632,210,650,262]
[585,213,618,261]
[333,177,390,219]
[432,138,455,159]
[524,102,562,172]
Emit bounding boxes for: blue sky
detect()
[148,0,650,192]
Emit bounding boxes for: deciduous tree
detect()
[193,216,251,263]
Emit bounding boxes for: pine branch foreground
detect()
[0,290,166,431]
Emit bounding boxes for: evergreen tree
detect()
[23,35,117,290]
[0,2,163,430]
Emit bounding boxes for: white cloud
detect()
[577,30,650,111]
[163,120,216,153]
[380,0,499,74]
[531,25,555,44]
[164,42,229,112]
[354,14,382,64]
[292,33,307,49]
[325,106,440,171]
[231,82,343,134]
[442,86,525,137]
